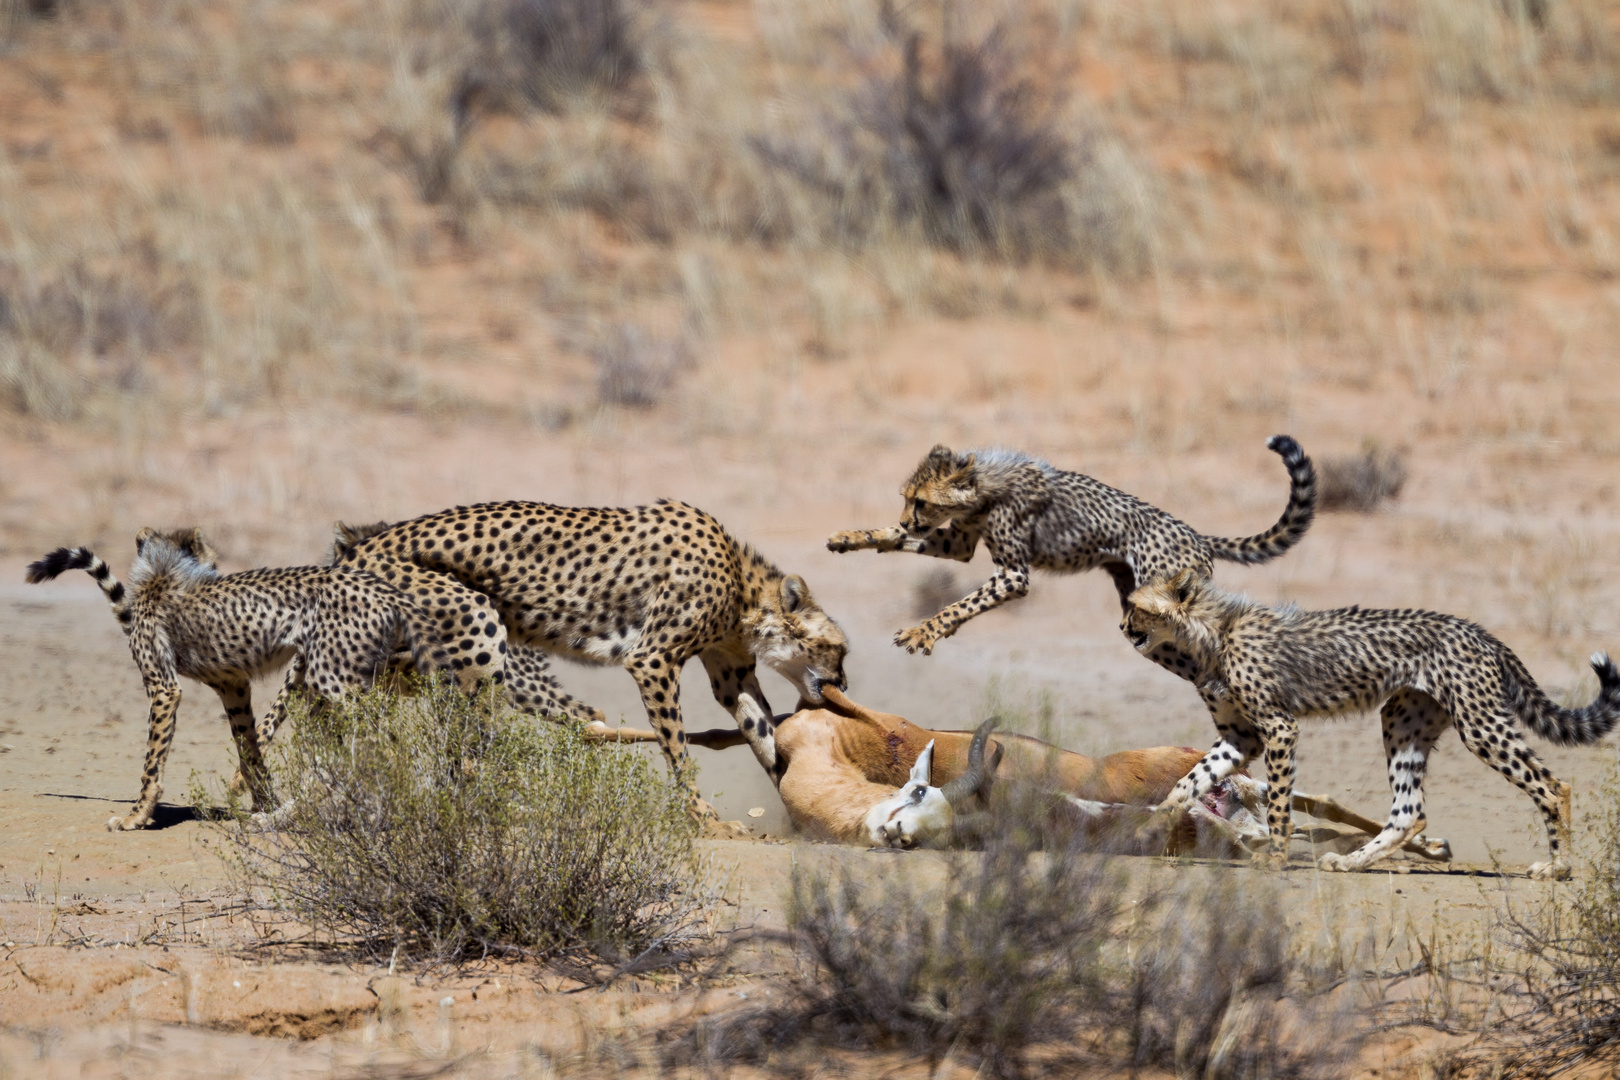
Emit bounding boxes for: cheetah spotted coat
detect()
[26,529,452,831]
[1125,570,1620,879]
[828,435,1315,674]
[330,500,849,809]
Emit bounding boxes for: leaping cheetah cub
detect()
[1124,569,1620,879]
[330,500,849,817]
[828,436,1316,674]
[26,529,454,832]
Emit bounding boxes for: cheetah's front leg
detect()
[1136,710,1263,848]
[623,647,714,822]
[1251,712,1301,870]
[111,679,183,831]
[828,521,979,560]
[896,564,1030,655]
[701,647,779,779]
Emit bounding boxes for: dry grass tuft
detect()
[1317,444,1409,512]
[204,680,717,974]
[674,818,1357,1078]
[1438,754,1620,1076]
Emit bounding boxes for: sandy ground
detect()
[4,450,1617,1076]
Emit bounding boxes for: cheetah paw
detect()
[1249,849,1288,871]
[894,625,938,655]
[106,811,151,832]
[703,817,755,840]
[826,531,865,553]
[1528,859,1572,881]
[1318,852,1356,873]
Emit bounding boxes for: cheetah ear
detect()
[1170,568,1200,607]
[925,444,955,466]
[178,528,220,568]
[134,526,157,553]
[780,575,812,614]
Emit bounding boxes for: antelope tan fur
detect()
[589,686,1454,860]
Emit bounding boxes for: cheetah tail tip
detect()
[1592,651,1616,677]
[24,547,78,584]
[1265,434,1301,458]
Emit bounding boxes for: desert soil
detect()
[6,0,1620,1073]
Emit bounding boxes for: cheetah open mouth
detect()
[1127,630,1149,650]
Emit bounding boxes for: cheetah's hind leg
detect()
[501,644,605,724]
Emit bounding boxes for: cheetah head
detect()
[327,519,394,566]
[131,526,223,590]
[899,445,981,532]
[134,527,220,570]
[747,575,849,704]
[1123,568,1219,668]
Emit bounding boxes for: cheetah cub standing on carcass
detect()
[1123,569,1620,879]
[26,529,454,831]
[828,436,1316,672]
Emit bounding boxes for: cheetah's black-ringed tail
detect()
[1205,434,1317,566]
[26,546,134,631]
[1501,649,1620,747]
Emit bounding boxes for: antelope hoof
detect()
[1414,835,1452,862]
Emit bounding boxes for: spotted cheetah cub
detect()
[829,436,1316,668]
[1124,569,1620,879]
[26,528,453,832]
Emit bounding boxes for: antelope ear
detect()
[910,740,935,787]
[780,575,811,614]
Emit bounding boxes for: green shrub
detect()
[209,679,713,972]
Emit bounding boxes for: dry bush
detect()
[1120,871,1355,1080]
[463,0,655,113]
[0,154,420,421]
[1416,0,1620,106]
[1430,754,1620,1076]
[752,3,1158,275]
[1317,444,1409,512]
[577,319,693,409]
[206,680,715,972]
[675,820,1356,1078]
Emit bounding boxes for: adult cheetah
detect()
[827,435,1316,671]
[1123,569,1620,879]
[330,500,849,813]
[26,528,454,831]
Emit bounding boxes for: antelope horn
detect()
[940,716,1003,807]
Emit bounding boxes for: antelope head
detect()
[864,717,1002,848]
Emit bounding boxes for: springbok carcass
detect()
[588,687,1453,861]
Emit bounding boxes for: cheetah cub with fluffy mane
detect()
[829,435,1316,670]
[27,529,453,831]
[1124,568,1620,879]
